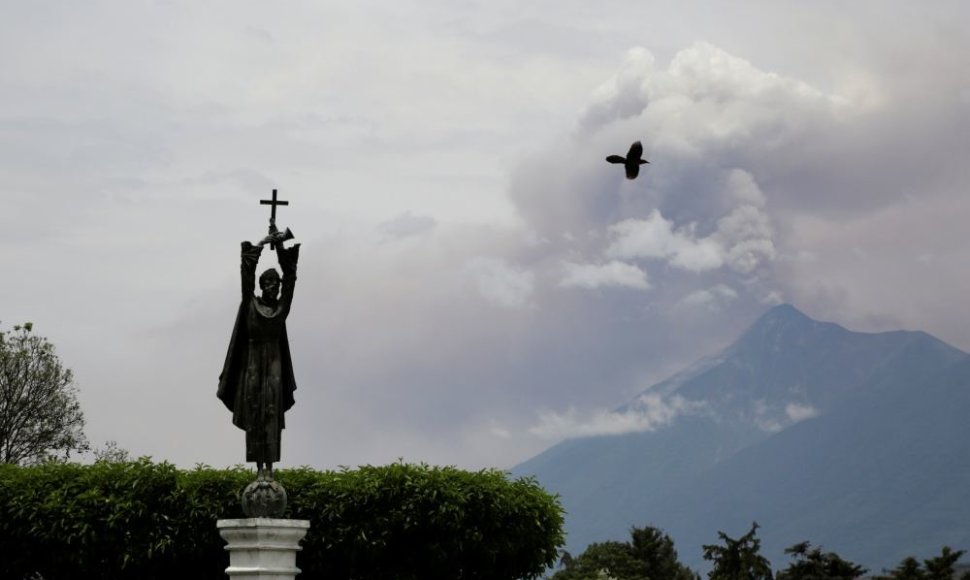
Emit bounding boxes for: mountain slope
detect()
[513,304,968,571]
[648,355,970,570]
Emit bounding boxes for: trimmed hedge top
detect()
[0,459,564,579]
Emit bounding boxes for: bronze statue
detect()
[218,190,300,484]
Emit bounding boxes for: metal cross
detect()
[260,189,289,224]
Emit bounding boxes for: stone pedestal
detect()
[217,518,310,580]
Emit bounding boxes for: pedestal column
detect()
[217,518,310,580]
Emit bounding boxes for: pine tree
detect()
[702,522,773,580]
[775,541,867,580]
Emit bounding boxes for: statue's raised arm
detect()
[239,241,263,300]
[276,243,300,319]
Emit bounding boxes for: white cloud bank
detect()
[785,402,820,423]
[678,284,739,311]
[529,394,706,440]
[560,260,650,290]
[752,400,821,432]
[605,201,775,275]
[607,211,725,272]
[581,42,846,151]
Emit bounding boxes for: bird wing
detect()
[626,163,639,180]
[627,141,643,160]
[606,155,626,164]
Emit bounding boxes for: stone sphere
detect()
[240,479,288,518]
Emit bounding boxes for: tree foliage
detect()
[775,541,867,580]
[552,525,698,580]
[0,322,87,465]
[554,541,649,580]
[702,522,773,580]
[0,459,564,579]
[873,547,970,580]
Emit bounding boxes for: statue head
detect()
[259,268,281,299]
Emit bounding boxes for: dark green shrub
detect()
[0,459,564,579]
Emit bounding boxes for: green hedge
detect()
[0,459,564,579]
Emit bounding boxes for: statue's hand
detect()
[259,231,287,246]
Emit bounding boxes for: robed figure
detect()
[218,228,300,481]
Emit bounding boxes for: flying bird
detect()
[606,141,650,179]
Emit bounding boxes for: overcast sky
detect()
[2,1,968,470]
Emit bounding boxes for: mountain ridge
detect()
[512,304,970,571]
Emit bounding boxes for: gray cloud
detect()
[1,2,967,470]
[377,212,438,240]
